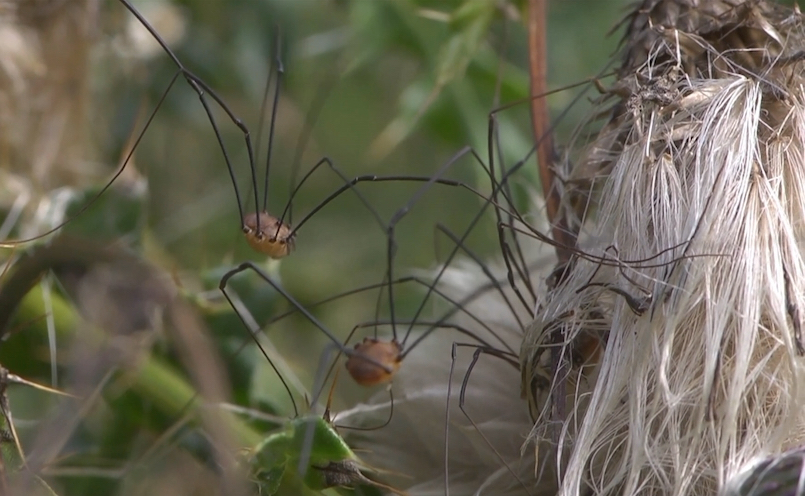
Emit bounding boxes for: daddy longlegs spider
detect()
[218,70,614,405]
[119,0,501,266]
[219,145,509,389]
[218,108,554,423]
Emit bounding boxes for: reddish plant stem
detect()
[527,0,572,263]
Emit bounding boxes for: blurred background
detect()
[0,0,630,494]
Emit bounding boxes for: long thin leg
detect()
[432,223,525,329]
[260,244,527,350]
[455,344,529,495]
[488,19,537,303]
[403,265,541,358]
[489,124,536,306]
[218,262,394,385]
[287,71,339,227]
[286,171,489,237]
[221,262,353,353]
[472,62,616,275]
[375,143,534,348]
[118,0,260,235]
[1,70,182,246]
[262,33,283,215]
[224,273,518,369]
[385,143,542,357]
[282,158,386,237]
[383,146,473,342]
[245,267,523,359]
[444,342,529,496]
[502,221,723,270]
[218,265,300,418]
[398,147,531,348]
[487,115,539,312]
[355,320,504,358]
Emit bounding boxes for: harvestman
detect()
[221,82,611,395]
[118,0,502,264]
[219,145,510,390]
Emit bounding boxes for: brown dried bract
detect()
[242,211,296,259]
[345,338,402,386]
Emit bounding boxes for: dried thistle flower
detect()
[523,0,805,494]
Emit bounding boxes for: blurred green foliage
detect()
[0,0,631,494]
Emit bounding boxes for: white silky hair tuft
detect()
[533,73,805,496]
[521,1,805,494]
